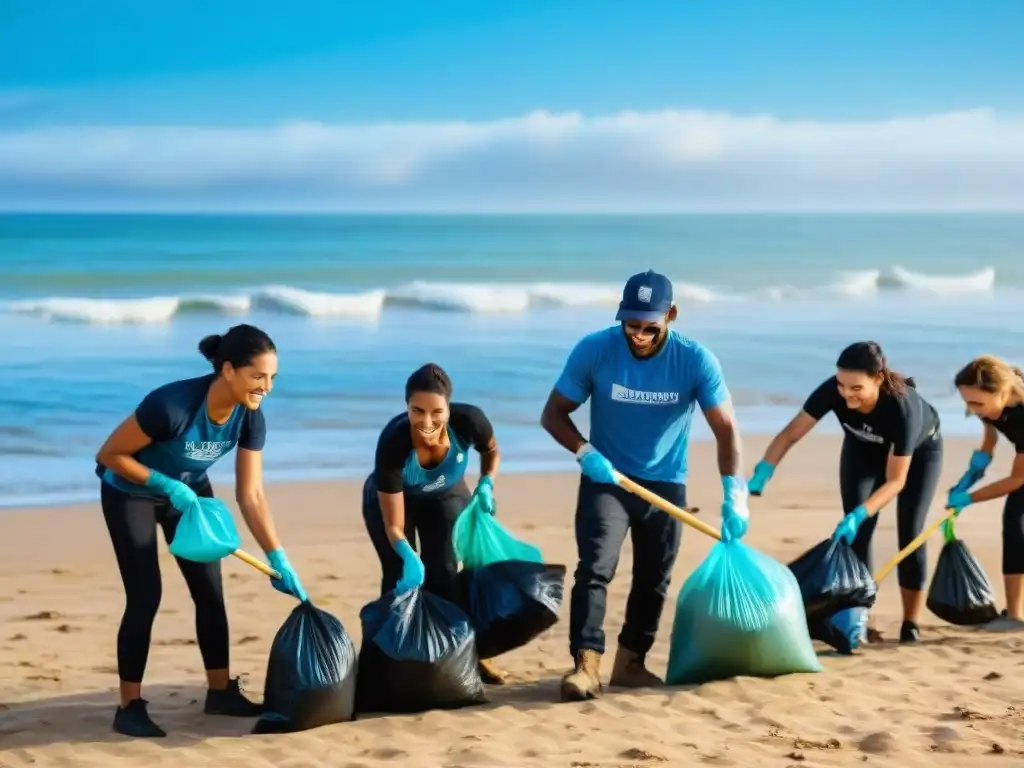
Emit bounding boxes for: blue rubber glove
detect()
[720,475,750,542]
[145,469,199,513]
[577,444,618,485]
[747,460,775,496]
[394,538,426,595]
[833,504,869,545]
[267,548,308,602]
[946,489,974,515]
[474,475,496,515]
[951,450,992,494]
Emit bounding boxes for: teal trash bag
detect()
[666,539,822,685]
[452,494,543,569]
[168,497,243,563]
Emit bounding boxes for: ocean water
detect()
[1,212,1022,508]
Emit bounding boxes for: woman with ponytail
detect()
[746,341,944,643]
[950,355,1024,625]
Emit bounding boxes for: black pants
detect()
[569,475,684,659]
[1002,488,1024,575]
[100,480,229,683]
[839,432,943,591]
[362,473,470,604]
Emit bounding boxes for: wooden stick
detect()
[872,507,957,584]
[230,549,280,579]
[613,471,721,541]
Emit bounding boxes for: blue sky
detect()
[1,0,1023,211]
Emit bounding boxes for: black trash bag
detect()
[252,600,358,734]
[927,528,999,626]
[808,606,868,655]
[354,587,487,716]
[787,537,877,619]
[453,561,566,659]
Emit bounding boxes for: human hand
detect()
[720,475,750,542]
[474,475,496,515]
[833,505,869,545]
[267,548,308,601]
[951,449,992,494]
[394,539,426,595]
[145,469,199,513]
[946,489,974,515]
[747,460,775,496]
[576,444,618,484]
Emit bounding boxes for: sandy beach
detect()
[3,434,1024,767]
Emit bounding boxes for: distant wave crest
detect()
[0,266,999,324]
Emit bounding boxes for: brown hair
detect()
[954,355,1024,404]
[835,341,914,395]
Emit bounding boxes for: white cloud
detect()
[1,107,1023,210]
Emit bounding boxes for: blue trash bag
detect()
[666,539,822,685]
[252,600,358,734]
[451,495,566,658]
[354,587,487,715]
[168,497,242,563]
[787,537,877,620]
[809,606,868,655]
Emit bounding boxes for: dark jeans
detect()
[361,473,469,604]
[839,432,943,590]
[569,475,684,659]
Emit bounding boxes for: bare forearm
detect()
[762,432,797,466]
[480,448,501,478]
[715,426,742,477]
[237,493,282,553]
[101,454,155,486]
[862,480,904,516]
[541,409,587,455]
[969,475,1024,504]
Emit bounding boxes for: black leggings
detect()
[361,473,469,604]
[1002,488,1024,575]
[839,433,943,591]
[100,481,229,684]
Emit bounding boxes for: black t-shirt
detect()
[984,402,1024,453]
[802,376,939,456]
[373,402,494,496]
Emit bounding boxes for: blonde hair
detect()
[954,355,1024,405]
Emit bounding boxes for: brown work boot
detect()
[478,658,509,685]
[560,649,603,702]
[608,646,663,688]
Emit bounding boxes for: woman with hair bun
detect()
[94,323,306,738]
[746,341,944,643]
[362,362,509,683]
[949,355,1024,626]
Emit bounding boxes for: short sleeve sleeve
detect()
[134,389,178,443]
[890,395,921,457]
[449,403,495,452]
[374,419,411,495]
[692,344,730,411]
[554,334,598,404]
[238,407,267,451]
[802,377,840,420]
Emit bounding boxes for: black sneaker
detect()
[203,677,263,717]
[899,620,920,644]
[113,698,166,738]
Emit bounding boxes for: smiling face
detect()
[407,390,449,445]
[620,306,677,358]
[835,367,883,411]
[957,385,1006,421]
[223,352,278,410]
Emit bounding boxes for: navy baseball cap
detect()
[615,270,674,322]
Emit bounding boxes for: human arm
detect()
[451,403,502,512]
[748,380,832,495]
[957,452,1024,505]
[539,335,594,456]
[951,423,999,494]
[95,414,159,487]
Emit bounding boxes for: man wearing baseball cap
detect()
[540,269,749,702]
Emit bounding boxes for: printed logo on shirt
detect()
[183,440,235,461]
[457,452,464,463]
[422,475,447,492]
[842,422,885,445]
[637,285,653,303]
[610,383,680,405]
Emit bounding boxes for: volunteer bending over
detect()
[540,270,748,702]
[748,341,942,643]
[94,324,306,739]
[362,362,508,684]
[949,355,1024,627]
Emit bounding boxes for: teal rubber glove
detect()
[720,475,750,542]
[145,469,199,513]
[474,475,496,515]
[267,548,308,602]
[946,489,974,515]
[747,460,775,496]
[394,538,425,595]
[951,450,991,494]
[833,504,869,545]
[577,444,617,484]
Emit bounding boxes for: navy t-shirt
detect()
[802,376,939,456]
[983,402,1024,453]
[373,402,494,498]
[98,373,266,496]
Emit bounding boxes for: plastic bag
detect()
[354,587,486,715]
[926,519,999,626]
[451,495,565,658]
[665,540,822,685]
[168,497,242,562]
[787,537,877,619]
[808,606,868,655]
[252,601,358,734]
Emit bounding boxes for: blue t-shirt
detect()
[374,402,494,498]
[553,326,729,483]
[98,373,267,497]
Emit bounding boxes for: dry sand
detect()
[2,434,1024,767]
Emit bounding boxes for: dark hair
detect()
[198,323,277,373]
[405,363,452,402]
[835,341,914,394]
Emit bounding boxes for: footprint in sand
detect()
[8,633,27,641]
[22,610,61,621]
[54,624,81,633]
[620,747,668,762]
[154,638,198,646]
[858,732,897,754]
[26,673,61,682]
[236,635,259,645]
